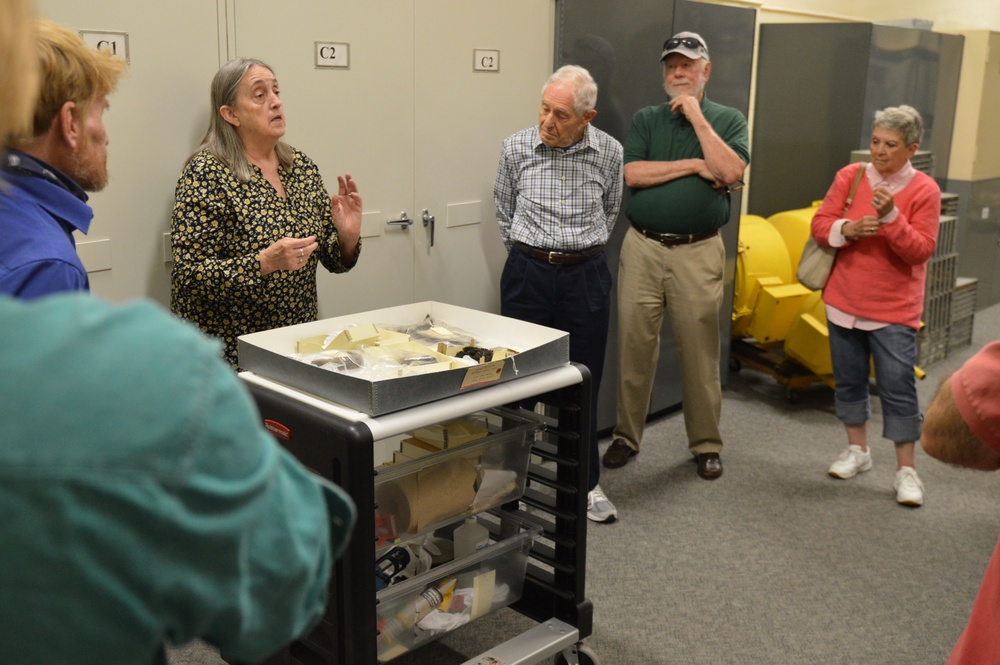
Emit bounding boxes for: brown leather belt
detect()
[633,225,719,247]
[513,242,604,265]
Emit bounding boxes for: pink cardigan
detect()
[811,163,941,329]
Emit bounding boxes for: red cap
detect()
[950,341,1000,453]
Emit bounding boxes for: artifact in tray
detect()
[292,316,519,380]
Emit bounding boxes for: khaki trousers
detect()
[614,226,725,456]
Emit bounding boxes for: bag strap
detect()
[842,162,867,215]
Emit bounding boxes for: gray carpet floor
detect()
[170,303,1000,665]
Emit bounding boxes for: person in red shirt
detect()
[809,105,941,506]
[922,341,1000,662]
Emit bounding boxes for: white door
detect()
[412,1,555,312]
[35,0,224,305]
[36,0,556,314]
[234,0,555,317]
[233,0,416,317]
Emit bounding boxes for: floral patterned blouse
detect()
[170,147,360,369]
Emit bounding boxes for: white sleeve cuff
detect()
[879,207,898,224]
[829,218,850,248]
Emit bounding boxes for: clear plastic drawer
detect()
[375,514,540,661]
[374,408,542,545]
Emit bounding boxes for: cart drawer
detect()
[374,408,541,544]
[375,514,541,661]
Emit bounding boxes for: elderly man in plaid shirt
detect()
[493,64,624,523]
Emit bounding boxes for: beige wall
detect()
[743,0,1000,32]
[949,31,1000,180]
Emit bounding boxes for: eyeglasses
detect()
[663,37,705,51]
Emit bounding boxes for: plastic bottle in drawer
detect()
[373,408,542,545]
[375,514,541,661]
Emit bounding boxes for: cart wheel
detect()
[555,644,600,665]
[729,357,742,373]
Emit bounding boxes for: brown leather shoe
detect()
[696,453,723,480]
[602,438,638,468]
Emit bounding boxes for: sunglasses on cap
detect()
[663,36,705,51]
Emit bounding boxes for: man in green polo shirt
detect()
[602,32,749,481]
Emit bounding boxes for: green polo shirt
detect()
[624,96,750,235]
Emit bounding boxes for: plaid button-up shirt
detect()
[494,125,623,251]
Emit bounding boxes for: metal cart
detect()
[239,362,596,665]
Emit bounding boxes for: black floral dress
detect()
[170,148,360,369]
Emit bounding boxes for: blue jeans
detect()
[827,321,922,443]
[501,248,612,492]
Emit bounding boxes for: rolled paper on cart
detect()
[375,458,478,533]
[414,458,477,530]
[376,474,419,535]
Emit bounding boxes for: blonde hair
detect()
[0,0,40,142]
[188,57,294,183]
[15,18,126,143]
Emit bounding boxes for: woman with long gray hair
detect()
[809,105,941,506]
[170,57,362,368]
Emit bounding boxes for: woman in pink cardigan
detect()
[810,105,941,507]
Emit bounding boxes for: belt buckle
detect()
[659,232,693,247]
[544,250,567,264]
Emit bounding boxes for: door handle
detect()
[386,212,412,229]
[422,209,436,247]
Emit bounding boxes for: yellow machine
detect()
[730,202,836,396]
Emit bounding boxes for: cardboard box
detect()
[399,437,441,458]
[411,418,487,448]
[237,301,569,415]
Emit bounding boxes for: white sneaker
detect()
[894,467,924,507]
[828,445,873,479]
[587,484,617,523]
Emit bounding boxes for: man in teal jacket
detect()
[0,294,355,664]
